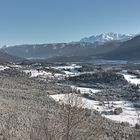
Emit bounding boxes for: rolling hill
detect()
[3,42,121,60]
[102,35,140,60]
[0,50,23,63]
[2,34,140,62]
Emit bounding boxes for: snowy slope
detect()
[50,94,139,126]
[0,66,9,71]
[122,74,140,85]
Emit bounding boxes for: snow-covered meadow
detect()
[122,73,140,85]
[22,64,83,80]
[22,64,96,80]
[51,64,82,71]
[71,85,101,94]
[23,69,52,77]
[0,65,9,71]
[50,93,139,126]
[23,69,65,80]
[21,64,140,126]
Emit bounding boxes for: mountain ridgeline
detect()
[1,33,140,62]
[0,50,22,63]
[102,35,140,60]
[3,42,121,60]
[80,33,136,43]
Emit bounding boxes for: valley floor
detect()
[0,62,140,139]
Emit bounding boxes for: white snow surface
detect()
[51,64,96,78]
[71,85,101,94]
[22,66,140,126]
[10,65,22,68]
[51,64,82,76]
[0,66,9,71]
[50,94,139,126]
[122,73,140,85]
[23,69,52,77]
[23,69,64,80]
[52,64,82,70]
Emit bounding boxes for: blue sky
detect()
[0,0,140,46]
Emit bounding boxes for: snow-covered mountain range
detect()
[80,33,137,43]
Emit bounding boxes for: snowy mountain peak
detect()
[80,33,137,43]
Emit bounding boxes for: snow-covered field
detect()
[23,64,95,80]
[71,85,101,94]
[9,64,22,68]
[22,64,83,79]
[103,101,139,126]
[21,65,140,126]
[51,64,82,76]
[23,69,64,80]
[122,73,140,85]
[50,94,140,126]
[52,64,97,78]
[0,66,9,71]
[52,64,82,71]
[23,69,52,77]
